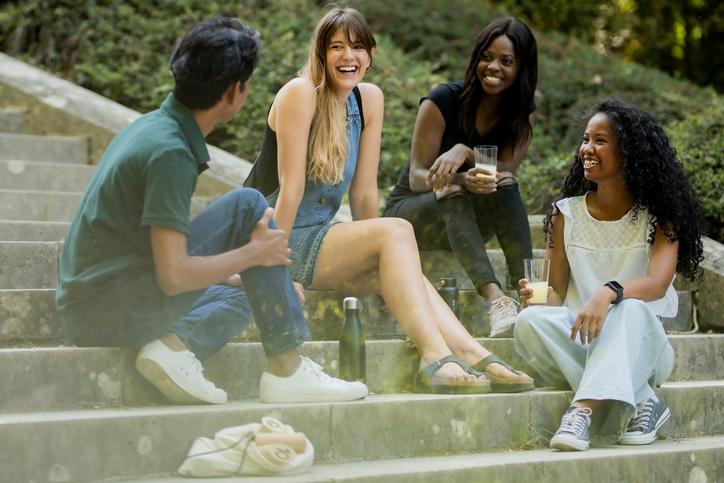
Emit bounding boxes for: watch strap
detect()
[604,280,624,304]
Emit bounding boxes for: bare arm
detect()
[408,100,473,192]
[349,83,384,220]
[571,223,678,344]
[617,224,679,301]
[150,208,291,296]
[520,211,569,306]
[268,78,317,235]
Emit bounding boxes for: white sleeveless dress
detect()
[514,194,675,443]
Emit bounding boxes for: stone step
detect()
[0,285,699,345]
[0,132,87,164]
[0,289,62,340]
[0,188,81,221]
[0,242,517,291]
[0,159,95,191]
[1,383,722,483]
[0,241,59,289]
[130,435,724,483]
[1,336,721,412]
[420,248,546,291]
[0,220,70,241]
[0,108,25,133]
[0,188,211,222]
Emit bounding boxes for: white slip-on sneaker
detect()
[489,295,519,338]
[259,356,368,403]
[136,339,228,404]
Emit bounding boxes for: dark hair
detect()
[170,17,261,110]
[545,98,705,280]
[459,17,538,151]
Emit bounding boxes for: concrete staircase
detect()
[1,103,724,483]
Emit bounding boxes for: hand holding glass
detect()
[524,258,550,305]
[474,145,498,179]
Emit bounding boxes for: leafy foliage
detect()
[0,0,721,239]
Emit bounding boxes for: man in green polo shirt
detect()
[56,17,368,405]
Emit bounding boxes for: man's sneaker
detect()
[260,356,369,403]
[135,340,228,405]
[619,397,670,445]
[550,406,593,451]
[489,295,519,338]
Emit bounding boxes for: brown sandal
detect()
[472,355,534,393]
[414,355,491,394]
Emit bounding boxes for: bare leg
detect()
[573,399,603,412]
[420,279,528,380]
[311,218,474,381]
[480,282,505,301]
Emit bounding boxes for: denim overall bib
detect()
[266,91,362,286]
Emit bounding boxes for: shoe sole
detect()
[619,407,671,445]
[412,383,492,395]
[136,357,226,405]
[489,323,515,338]
[259,390,369,403]
[550,433,590,451]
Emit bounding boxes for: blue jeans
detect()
[99,189,309,360]
[147,188,309,360]
[65,188,309,360]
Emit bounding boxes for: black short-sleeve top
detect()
[386,81,534,204]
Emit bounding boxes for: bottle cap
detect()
[343,297,360,310]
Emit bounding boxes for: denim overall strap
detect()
[267,91,362,229]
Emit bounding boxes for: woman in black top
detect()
[384,17,537,338]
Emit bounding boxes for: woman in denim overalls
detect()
[251,6,533,393]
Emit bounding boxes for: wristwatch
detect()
[604,280,624,304]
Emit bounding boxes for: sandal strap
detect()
[472,354,517,374]
[420,355,473,378]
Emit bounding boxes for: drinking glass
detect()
[524,258,550,305]
[474,145,498,178]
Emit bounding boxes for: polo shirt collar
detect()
[161,93,210,172]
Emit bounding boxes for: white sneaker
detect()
[488,295,519,338]
[136,340,228,404]
[259,356,369,403]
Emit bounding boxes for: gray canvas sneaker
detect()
[619,397,671,445]
[488,295,519,338]
[550,406,593,451]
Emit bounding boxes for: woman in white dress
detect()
[514,99,705,451]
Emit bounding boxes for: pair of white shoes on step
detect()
[135,340,368,404]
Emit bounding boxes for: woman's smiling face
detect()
[476,35,519,96]
[325,28,371,93]
[579,112,623,183]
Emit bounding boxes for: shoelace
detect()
[183,352,216,388]
[628,399,655,432]
[490,296,519,320]
[559,407,592,435]
[301,356,344,384]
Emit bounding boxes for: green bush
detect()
[667,98,724,240]
[1,0,721,239]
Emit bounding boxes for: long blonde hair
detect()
[301,7,376,185]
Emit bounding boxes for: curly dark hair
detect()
[459,17,537,152]
[544,98,705,280]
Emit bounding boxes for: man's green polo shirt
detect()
[56,94,209,341]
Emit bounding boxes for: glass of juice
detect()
[474,145,498,179]
[524,258,550,305]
